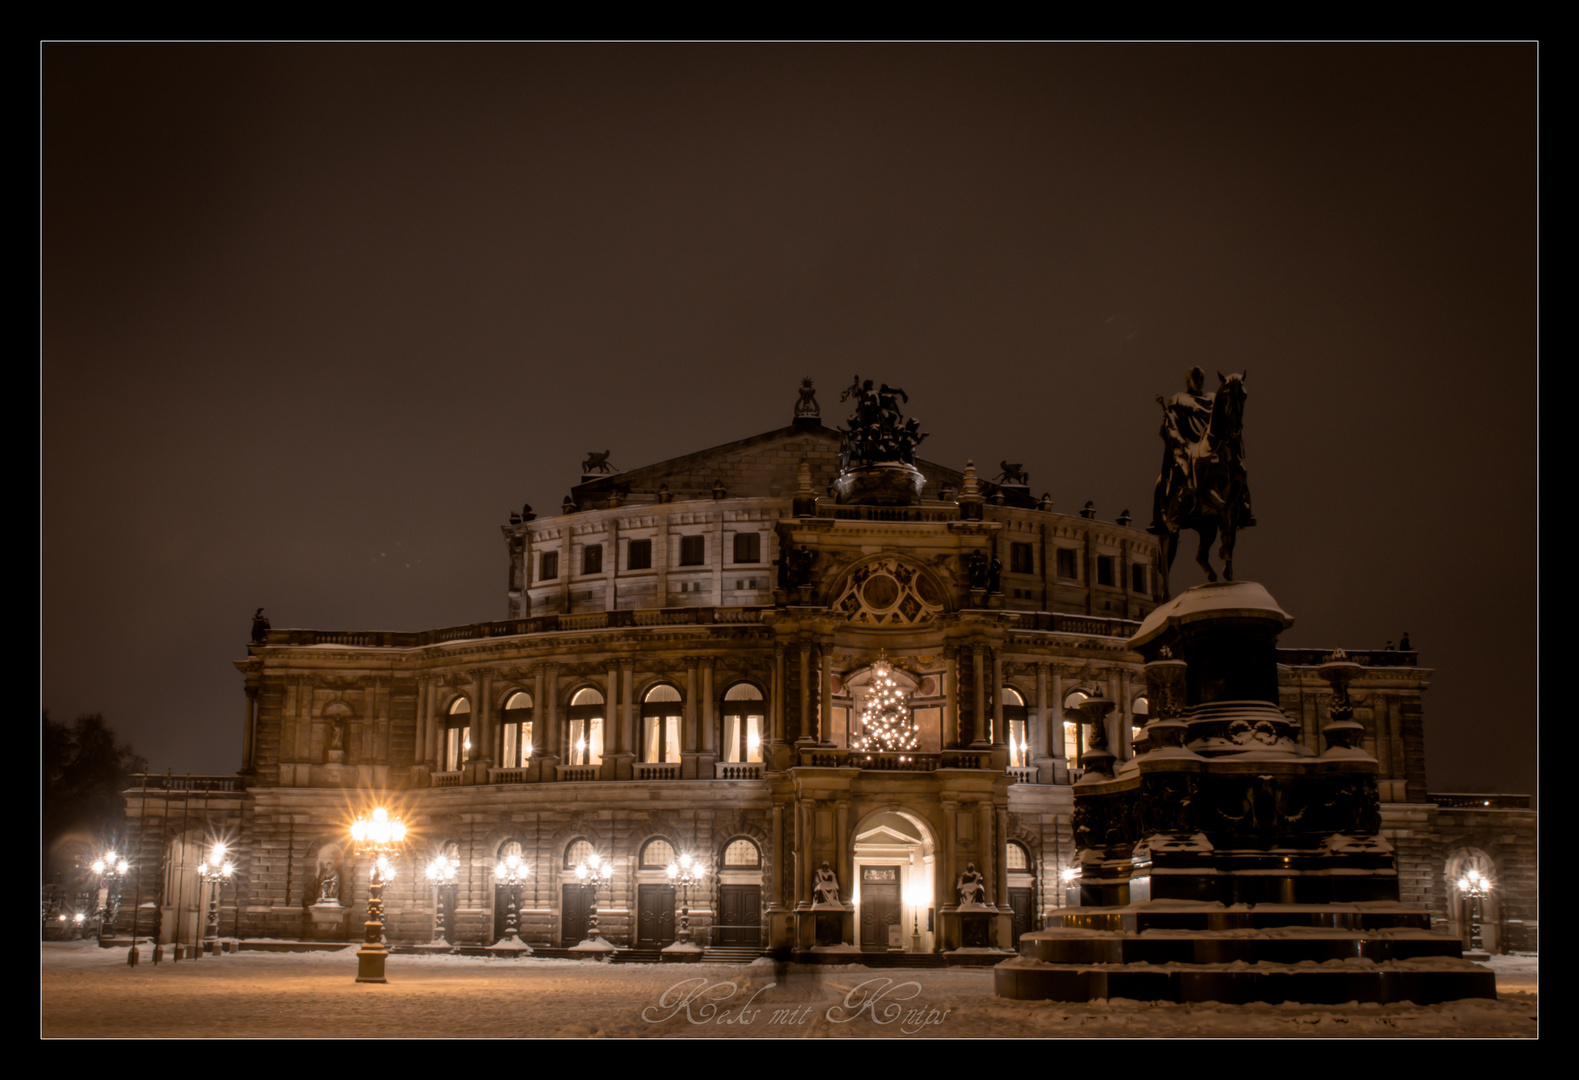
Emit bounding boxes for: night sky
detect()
[42,43,1536,798]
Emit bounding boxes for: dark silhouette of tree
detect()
[42,711,146,883]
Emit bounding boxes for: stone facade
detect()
[118,395,1534,955]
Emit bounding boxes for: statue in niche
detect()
[957,863,986,906]
[812,862,841,906]
[316,861,341,904]
[966,550,988,590]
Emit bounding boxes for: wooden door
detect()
[636,884,676,947]
[860,866,902,950]
[718,884,761,947]
[1008,886,1035,947]
[561,884,593,946]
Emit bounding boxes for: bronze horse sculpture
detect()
[1151,371,1252,598]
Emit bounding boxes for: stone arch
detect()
[1444,845,1502,954]
[850,806,940,954]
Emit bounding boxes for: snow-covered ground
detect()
[41,940,1536,1038]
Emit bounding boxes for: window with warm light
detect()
[502,691,533,767]
[567,687,604,766]
[723,838,760,867]
[1002,686,1029,767]
[642,684,682,763]
[722,683,765,763]
[444,698,471,771]
[641,838,676,869]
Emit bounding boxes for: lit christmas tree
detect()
[852,654,919,753]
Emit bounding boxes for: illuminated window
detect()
[443,698,471,772]
[502,691,533,768]
[733,533,760,563]
[1063,689,1089,763]
[564,838,594,869]
[627,539,652,571]
[724,838,760,867]
[567,688,604,766]
[1131,695,1149,748]
[642,684,682,763]
[539,551,559,581]
[722,683,765,764]
[583,544,602,575]
[1002,686,1029,767]
[641,839,676,869]
[1006,841,1029,871]
[679,535,705,566]
[1056,548,1077,579]
[1010,542,1033,575]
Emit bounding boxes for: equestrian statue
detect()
[1148,367,1255,598]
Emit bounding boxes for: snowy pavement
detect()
[41,941,1536,1038]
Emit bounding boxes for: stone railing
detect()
[1007,612,1141,640]
[128,774,245,793]
[632,762,681,781]
[795,748,994,772]
[556,764,600,782]
[263,607,766,649]
[432,771,464,787]
[1007,766,1037,785]
[1430,792,1532,809]
[815,504,960,523]
[714,762,764,780]
[1277,647,1421,668]
[488,767,531,785]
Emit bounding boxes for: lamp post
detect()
[665,852,706,946]
[90,850,129,947]
[571,854,616,956]
[425,852,460,949]
[492,851,532,953]
[350,807,407,984]
[1457,866,1494,956]
[198,842,235,955]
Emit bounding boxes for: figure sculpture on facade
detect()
[1148,368,1255,596]
[994,461,1028,486]
[835,375,926,472]
[794,377,820,419]
[957,863,986,906]
[813,861,841,906]
[250,608,270,643]
[316,861,340,904]
[582,450,616,474]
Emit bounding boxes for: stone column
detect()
[971,644,988,748]
[819,644,833,746]
[1034,661,1052,782]
[945,650,959,748]
[604,662,621,781]
[542,664,560,766]
[1050,667,1066,767]
[620,659,636,776]
[532,667,546,776]
[991,650,1005,749]
[978,802,997,908]
[684,657,700,778]
[836,799,850,896]
[771,643,785,745]
[996,807,1010,909]
[797,642,812,746]
[700,656,716,761]
[769,801,786,912]
[241,683,259,774]
[940,801,959,909]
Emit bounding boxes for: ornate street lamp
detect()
[572,853,616,955]
[1457,866,1494,955]
[665,852,706,946]
[492,851,533,953]
[198,842,235,955]
[349,807,407,984]
[425,852,460,949]
[90,850,129,946]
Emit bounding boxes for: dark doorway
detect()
[860,866,902,950]
[561,883,593,946]
[1008,887,1035,948]
[636,884,677,947]
[717,884,761,947]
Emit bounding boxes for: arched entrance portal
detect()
[851,810,936,954]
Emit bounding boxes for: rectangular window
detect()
[679,535,705,566]
[1010,541,1033,575]
[627,539,652,570]
[539,551,559,581]
[1097,555,1115,587]
[1055,548,1077,579]
[1131,564,1148,595]
[733,532,761,563]
[583,544,602,575]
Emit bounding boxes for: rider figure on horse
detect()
[1150,367,1255,536]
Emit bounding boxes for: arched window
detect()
[564,838,594,870]
[642,684,682,763]
[1062,689,1090,764]
[1131,694,1149,749]
[1002,686,1029,767]
[641,838,676,869]
[567,688,604,766]
[723,838,761,868]
[502,691,533,768]
[444,698,471,772]
[1006,841,1030,872]
[722,683,765,764]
